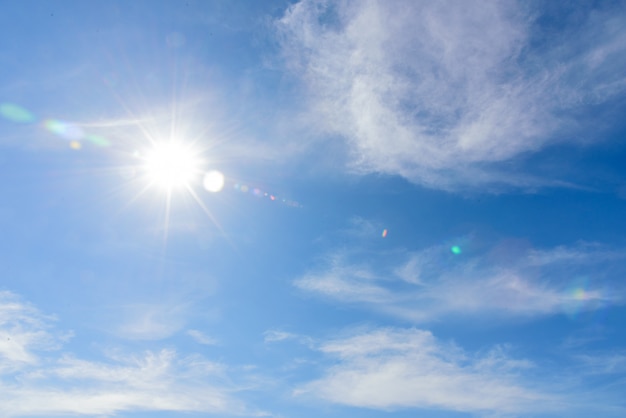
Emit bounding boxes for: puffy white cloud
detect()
[276,0,626,189]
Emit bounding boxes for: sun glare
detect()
[143,142,200,189]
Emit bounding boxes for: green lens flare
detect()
[0,103,35,123]
[85,134,111,147]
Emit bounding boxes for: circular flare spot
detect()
[203,170,225,193]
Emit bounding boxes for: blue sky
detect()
[1,0,626,417]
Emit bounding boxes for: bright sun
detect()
[143,142,200,190]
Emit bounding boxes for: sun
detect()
[142,142,201,190]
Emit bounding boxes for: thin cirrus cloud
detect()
[188,329,219,346]
[294,242,624,321]
[294,327,560,416]
[0,291,67,371]
[0,291,261,417]
[114,302,192,341]
[294,327,626,417]
[276,0,626,189]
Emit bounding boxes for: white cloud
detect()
[0,291,64,371]
[188,329,219,345]
[114,302,191,340]
[263,330,314,348]
[0,350,250,417]
[264,330,298,343]
[276,0,626,189]
[525,243,626,266]
[294,242,624,321]
[0,291,262,417]
[296,327,556,415]
[576,351,626,375]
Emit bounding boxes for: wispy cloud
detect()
[0,351,255,417]
[0,291,65,370]
[294,241,625,321]
[263,330,314,348]
[264,330,299,343]
[575,351,626,376]
[0,291,262,417]
[188,329,219,345]
[295,327,558,416]
[114,302,192,341]
[276,0,626,189]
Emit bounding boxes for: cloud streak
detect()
[295,242,625,321]
[0,292,66,371]
[276,0,626,189]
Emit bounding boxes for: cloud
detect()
[264,330,299,343]
[3,352,216,414]
[575,351,626,376]
[0,291,67,371]
[0,291,261,417]
[276,0,626,189]
[0,350,253,417]
[263,330,314,348]
[294,241,625,321]
[188,329,219,345]
[115,302,191,340]
[295,327,557,415]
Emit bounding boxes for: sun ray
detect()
[184,184,240,254]
[161,187,173,250]
[114,179,155,217]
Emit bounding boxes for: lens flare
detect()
[451,245,462,255]
[0,103,35,123]
[85,134,110,147]
[44,119,84,140]
[203,170,225,193]
[232,182,300,207]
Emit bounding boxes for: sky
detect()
[1,1,626,417]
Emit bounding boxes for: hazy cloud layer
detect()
[295,242,625,321]
[0,292,259,417]
[277,0,626,189]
